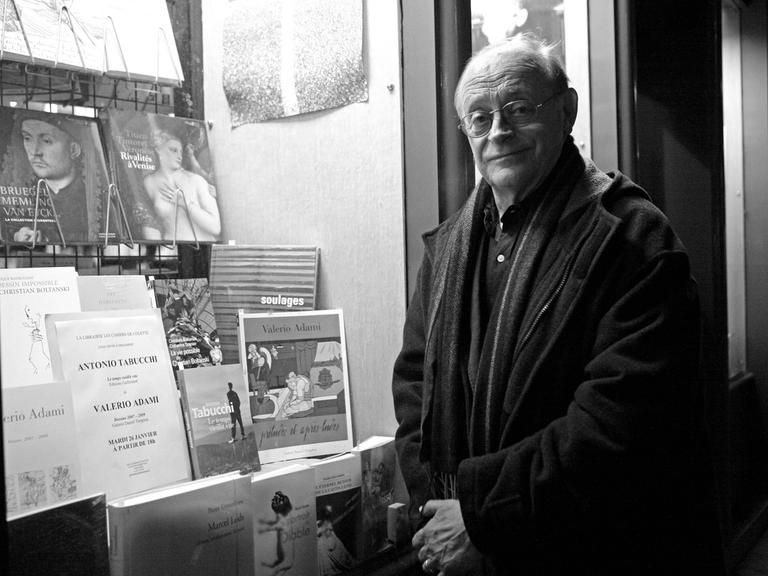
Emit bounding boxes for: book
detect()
[237,309,353,464]
[77,274,154,312]
[8,492,109,576]
[151,277,223,372]
[3,381,81,518]
[309,452,363,574]
[178,363,261,479]
[0,0,183,85]
[0,266,80,387]
[251,463,318,576]
[108,472,253,576]
[45,309,191,500]
[100,108,221,244]
[209,244,320,363]
[351,436,397,560]
[0,107,115,245]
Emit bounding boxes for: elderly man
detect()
[392,35,724,575]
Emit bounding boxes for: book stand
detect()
[2,0,184,85]
[101,183,135,249]
[162,187,200,251]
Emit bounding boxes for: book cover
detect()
[0,0,105,74]
[178,363,261,479]
[45,309,191,500]
[3,381,81,518]
[108,472,253,576]
[101,0,185,85]
[77,274,154,312]
[8,491,109,576]
[0,107,115,245]
[310,452,363,575]
[100,108,220,244]
[151,277,223,372]
[351,436,397,560]
[209,244,319,363]
[0,266,80,387]
[237,309,353,464]
[251,464,318,576]
[0,1,183,86]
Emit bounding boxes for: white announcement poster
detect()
[46,309,191,500]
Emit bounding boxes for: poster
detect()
[222,0,368,126]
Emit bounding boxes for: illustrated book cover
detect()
[8,491,109,576]
[0,0,183,85]
[237,309,353,464]
[0,266,80,387]
[209,244,319,363]
[77,274,154,312]
[3,381,81,518]
[108,472,253,576]
[251,463,318,576]
[100,108,220,244]
[178,363,261,479]
[310,452,363,575]
[151,277,222,372]
[351,436,397,560]
[45,309,191,500]
[0,107,116,245]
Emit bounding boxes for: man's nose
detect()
[487,111,514,141]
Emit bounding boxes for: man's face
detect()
[21,119,78,180]
[458,55,575,201]
[157,137,183,171]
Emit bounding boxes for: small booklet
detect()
[178,363,261,479]
[151,277,223,373]
[3,381,81,518]
[237,309,353,464]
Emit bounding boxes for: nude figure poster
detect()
[237,309,354,464]
[100,108,222,244]
[0,107,112,245]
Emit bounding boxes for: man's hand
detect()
[412,499,484,576]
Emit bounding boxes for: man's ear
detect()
[562,87,579,136]
[69,141,82,160]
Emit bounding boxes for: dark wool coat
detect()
[392,158,725,576]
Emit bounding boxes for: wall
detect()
[201,0,406,444]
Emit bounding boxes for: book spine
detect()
[178,380,201,479]
[108,508,128,576]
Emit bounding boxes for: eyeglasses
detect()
[458,91,565,138]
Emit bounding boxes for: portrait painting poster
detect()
[222,0,368,127]
[0,107,112,245]
[100,108,221,244]
[237,309,353,464]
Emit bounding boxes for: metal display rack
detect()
[0,60,188,276]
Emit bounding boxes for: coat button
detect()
[497,254,505,263]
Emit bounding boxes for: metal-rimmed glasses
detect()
[458,91,566,138]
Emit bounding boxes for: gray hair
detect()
[454,33,570,116]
